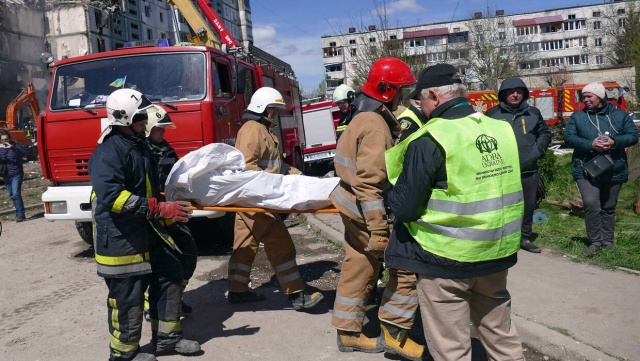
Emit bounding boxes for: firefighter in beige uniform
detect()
[227,87,323,310]
[330,57,418,353]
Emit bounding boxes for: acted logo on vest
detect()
[474,134,515,181]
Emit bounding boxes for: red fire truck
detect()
[38,41,305,243]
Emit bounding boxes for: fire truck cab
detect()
[39,41,304,242]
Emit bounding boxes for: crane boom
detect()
[167,0,222,48]
[195,0,239,48]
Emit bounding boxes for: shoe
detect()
[131,352,157,361]
[337,330,384,353]
[602,243,618,251]
[379,322,424,361]
[15,215,26,223]
[228,290,266,304]
[520,240,541,253]
[289,291,324,310]
[582,244,600,256]
[181,300,193,315]
[154,338,201,355]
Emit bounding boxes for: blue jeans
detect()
[5,173,25,218]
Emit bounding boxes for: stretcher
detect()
[188,204,339,214]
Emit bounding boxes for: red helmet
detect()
[360,57,416,102]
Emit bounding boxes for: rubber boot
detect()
[380,321,424,361]
[336,330,384,353]
[131,352,157,361]
[154,338,201,356]
[289,291,324,310]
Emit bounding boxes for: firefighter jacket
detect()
[386,113,523,263]
[383,97,519,279]
[564,103,639,183]
[396,105,428,143]
[89,131,175,278]
[331,96,398,232]
[236,111,301,175]
[486,78,552,174]
[146,139,178,192]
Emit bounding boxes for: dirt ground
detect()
[0,160,555,361]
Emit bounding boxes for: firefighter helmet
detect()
[247,87,287,114]
[145,106,175,136]
[333,84,355,103]
[360,57,416,103]
[98,88,159,144]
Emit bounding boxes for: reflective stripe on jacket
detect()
[386,113,523,262]
[331,108,393,231]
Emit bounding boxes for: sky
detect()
[249,0,611,92]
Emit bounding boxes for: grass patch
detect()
[534,153,640,271]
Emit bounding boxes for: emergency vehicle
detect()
[301,100,341,166]
[38,47,304,243]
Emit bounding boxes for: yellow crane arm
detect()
[167,0,222,49]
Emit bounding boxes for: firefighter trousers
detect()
[148,236,186,348]
[332,213,382,332]
[105,275,149,361]
[228,212,304,294]
[169,222,198,288]
[378,268,418,329]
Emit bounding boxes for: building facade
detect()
[321,1,638,96]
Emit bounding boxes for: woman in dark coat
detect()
[563,82,639,255]
[0,130,26,222]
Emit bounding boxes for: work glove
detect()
[365,229,389,259]
[148,198,192,222]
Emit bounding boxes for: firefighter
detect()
[89,88,200,361]
[228,86,324,310]
[375,82,430,361]
[333,84,357,140]
[143,107,198,319]
[330,57,418,354]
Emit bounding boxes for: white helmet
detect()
[333,84,355,103]
[98,88,159,144]
[247,87,286,113]
[145,106,176,137]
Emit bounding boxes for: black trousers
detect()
[105,275,149,361]
[521,172,539,241]
[576,179,622,246]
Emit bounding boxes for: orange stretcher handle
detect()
[188,204,339,214]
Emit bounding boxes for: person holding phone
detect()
[563,82,639,255]
[0,130,26,222]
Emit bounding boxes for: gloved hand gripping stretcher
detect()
[164,143,339,213]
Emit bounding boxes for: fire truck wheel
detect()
[75,221,94,246]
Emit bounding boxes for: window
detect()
[517,26,538,36]
[213,61,232,98]
[541,40,563,51]
[323,47,342,57]
[448,50,468,59]
[498,32,505,40]
[159,12,164,22]
[617,8,625,15]
[453,27,460,32]
[565,54,588,65]
[517,42,540,52]
[592,11,601,17]
[564,37,587,48]
[369,37,376,43]
[540,57,564,68]
[132,33,139,40]
[593,21,601,30]
[329,42,336,47]
[568,14,575,19]
[406,39,424,47]
[426,52,446,62]
[147,29,153,40]
[160,32,166,39]
[129,8,137,16]
[619,18,627,27]
[144,6,150,17]
[128,0,136,4]
[390,35,397,40]
[448,31,468,43]
[350,48,356,56]
[94,9,103,28]
[595,38,602,47]
[326,64,343,72]
[349,39,356,45]
[564,20,585,31]
[427,36,446,46]
[595,55,604,64]
[519,61,540,70]
[131,23,138,30]
[540,25,557,33]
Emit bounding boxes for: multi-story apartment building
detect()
[322,0,638,94]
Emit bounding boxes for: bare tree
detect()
[449,15,529,91]
[327,0,427,88]
[540,67,572,87]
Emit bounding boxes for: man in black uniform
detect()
[89,89,200,361]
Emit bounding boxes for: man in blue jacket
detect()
[0,130,26,222]
[486,78,552,253]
